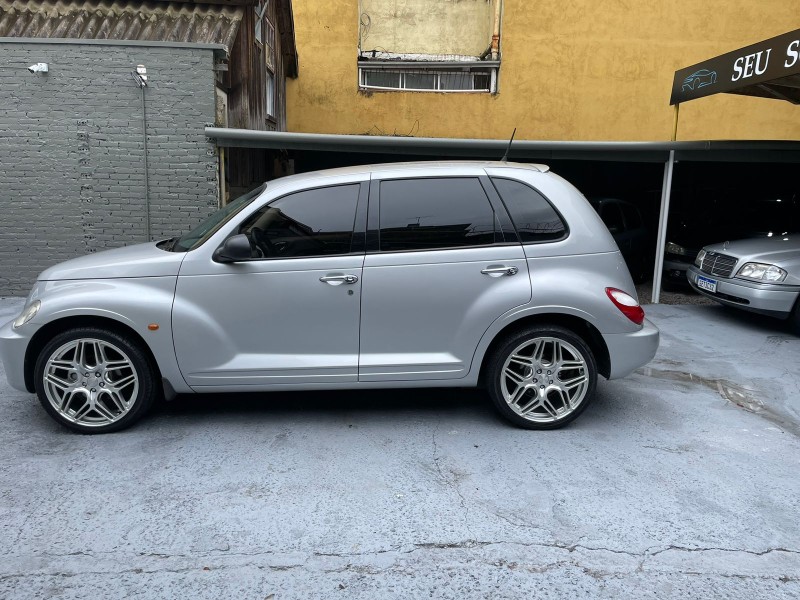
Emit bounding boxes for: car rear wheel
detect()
[34,328,157,434]
[486,325,597,429]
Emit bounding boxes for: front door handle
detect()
[481,266,519,276]
[319,274,359,285]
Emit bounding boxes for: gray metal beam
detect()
[204,128,800,163]
[0,37,227,52]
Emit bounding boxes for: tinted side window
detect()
[379,178,495,252]
[491,178,567,242]
[620,204,643,229]
[239,184,359,258]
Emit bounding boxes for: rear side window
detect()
[379,178,496,252]
[491,178,567,243]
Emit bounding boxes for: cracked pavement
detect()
[1,298,799,598]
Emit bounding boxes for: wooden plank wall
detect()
[224,1,291,191]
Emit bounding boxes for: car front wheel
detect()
[487,325,597,429]
[34,328,157,434]
[790,300,800,336]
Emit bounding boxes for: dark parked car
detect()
[589,198,652,281]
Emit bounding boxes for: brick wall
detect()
[0,42,219,296]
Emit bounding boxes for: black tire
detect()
[790,300,800,337]
[34,327,158,434]
[486,325,598,430]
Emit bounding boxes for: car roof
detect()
[269,161,550,187]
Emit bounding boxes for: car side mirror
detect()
[212,234,252,263]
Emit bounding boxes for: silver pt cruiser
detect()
[1,162,659,433]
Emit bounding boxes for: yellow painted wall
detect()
[360,0,493,56]
[287,1,800,141]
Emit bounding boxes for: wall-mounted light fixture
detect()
[132,64,148,88]
[27,63,48,74]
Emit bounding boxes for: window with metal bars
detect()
[359,68,495,92]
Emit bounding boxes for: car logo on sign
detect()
[682,69,718,91]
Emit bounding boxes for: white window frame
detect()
[266,69,276,119]
[254,1,269,44]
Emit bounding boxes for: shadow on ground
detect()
[146,383,631,433]
[156,386,490,421]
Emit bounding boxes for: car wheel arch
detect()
[476,312,611,387]
[24,315,162,394]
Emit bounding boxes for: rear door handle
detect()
[319,274,359,285]
[481,266,519,276]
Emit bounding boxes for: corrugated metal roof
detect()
[0,1,244,49]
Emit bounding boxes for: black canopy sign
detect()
[670,28,800,105]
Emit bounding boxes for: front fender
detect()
[25,277,191,393]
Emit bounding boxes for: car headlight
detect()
[666,242,690,256]
[736,263,787,283]
[12,300,41,328]
[694,249,706,268]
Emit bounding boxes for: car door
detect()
[172,182,367,388]
[358,175,531,382]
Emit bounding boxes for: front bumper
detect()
[0,318,33,392]
[662,257,693,282]
[602,318,660,379]
[686,266,800,318]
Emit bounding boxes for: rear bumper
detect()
[686,266,799,318]
[0,318,32,393]
[602,318,660,379]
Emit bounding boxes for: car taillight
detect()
[605,288,644,325]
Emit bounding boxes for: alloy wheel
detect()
[499,336,589,423]
[42,338,140,427]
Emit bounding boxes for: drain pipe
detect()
[491,0,502,59]
[132,66,151,242]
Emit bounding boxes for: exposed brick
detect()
[0,43,219,295]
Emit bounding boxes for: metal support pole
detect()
[672,103,680,142]
[651,150,676,304]
[140,86,151,242]
[219,146,227,206]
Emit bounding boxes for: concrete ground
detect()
[1,297,799,599]
[636,279,716,307]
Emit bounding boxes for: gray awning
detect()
[205,128,800,163]
[0,0,244,50]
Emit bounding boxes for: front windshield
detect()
[173,184,267,252]
[744,199,799,234]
